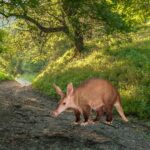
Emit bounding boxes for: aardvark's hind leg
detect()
[93,106,104,122]
[105,106,113,124]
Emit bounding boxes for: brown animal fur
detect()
[52,78,128,123]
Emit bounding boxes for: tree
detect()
[0,0,149,53]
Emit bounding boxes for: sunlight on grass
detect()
[18,73,37,82]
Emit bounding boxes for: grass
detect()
[33,23,150,120]
[0,70,12,81]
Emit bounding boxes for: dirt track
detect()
[0,81,150,150]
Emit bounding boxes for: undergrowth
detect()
[0,58,12,81]
[33,24,150,119]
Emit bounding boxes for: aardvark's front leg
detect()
[81,105,93,126]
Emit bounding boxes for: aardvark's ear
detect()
[67,83,74,96]
[53,84,65,98]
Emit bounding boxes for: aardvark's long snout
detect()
[51,110,59,118]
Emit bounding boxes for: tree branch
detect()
[0,12,67,33]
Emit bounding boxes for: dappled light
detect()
[15,78,31,86]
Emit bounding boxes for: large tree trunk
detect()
[74,29,84,53]
[61,0,85,53]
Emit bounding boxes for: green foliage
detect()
[1,0,149,52]
[0,20,72,76]
[0,29,8,53]
[0,56,13,81]
[33,23,150,119]
[89,0,130,33]
[0,30,13,81]
[33,48,76,96]
[0,70,12,81]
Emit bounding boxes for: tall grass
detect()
[33,24,150,119]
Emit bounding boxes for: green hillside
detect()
[33,24,150,119]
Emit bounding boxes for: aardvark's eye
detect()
[63,102,66,105]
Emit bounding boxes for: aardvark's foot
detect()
[80,120,95,126]
[105,121,113,125]
[72,121,80,125]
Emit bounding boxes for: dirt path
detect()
[0,81,150,150]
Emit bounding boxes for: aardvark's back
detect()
[75,78,118,108]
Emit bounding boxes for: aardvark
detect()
[51,78,128,125]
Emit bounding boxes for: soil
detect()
[0,81,150,150]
